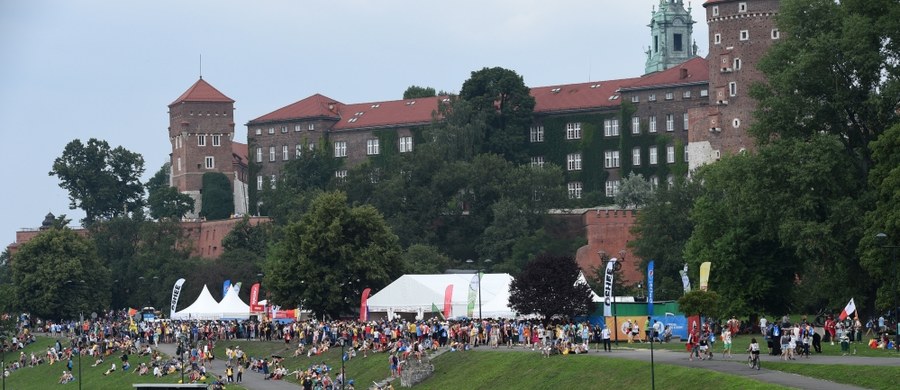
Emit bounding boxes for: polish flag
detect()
[839,298,856,321]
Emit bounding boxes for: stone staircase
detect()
[371,347,449,389]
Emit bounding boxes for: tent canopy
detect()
[172,285,221,320]
[218,285,251,320]
[366,273,517,319]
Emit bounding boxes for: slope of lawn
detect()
[4,335,246,390]
[761,362,900,390]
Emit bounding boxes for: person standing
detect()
[722,328,733,359]
[236,364,243,383]
[759,316,768,336]
[601,326,611,352]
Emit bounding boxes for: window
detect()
[712,5,719,16]
[268,146,276,162]
[255,147,262,163]
[729,82,737,97]
[632,147,641,166]
[714,33,721,45]
[683,113,690,130]
[733,118,742,128]
[666,146,675,164]
[334,141,347,157]
[296,144,303,158]
[308,124,315,131]
[650,176,659,188]
[204,156,214,169]
[665,92,674,100]
[282,145,289,160]
[567,182,583,199]
[683,90,692,99]
[209,135,220,147]
[605,180,620,198]
[667,174,675,187]
[255,128,262,136]
[176,157,181,172]
[649,116,657,133]
[256,175,263,190]
[738,2,747,12]
[295,124,302,132]
[281,126,288,133]
[684,146,690,162]
[367,139,380,155]
[604,151,620,168]
[175,136,181,149]
[674,33,683,52]
[530,126,545,143]
[335,170,348,180]
[399,136,413,153]
[531,156,545,168]
[733,58,742,70]
[197,135,206,146]
[631,95,640,103]
[666,114,675,132]
[772,29,780,40]
[648,93,657,102]
[604,119,619,136]
[270,175,277,189]
[567,153,582,171]
[268,127,275,135]
[650,147,658,165]
[631,116,641,134]
[740,30,749,41]
[566,122,582,140]
[309,143,316,151]
[700,89,709,97]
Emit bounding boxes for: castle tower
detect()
[645,0,699,74]
[687,0,780,171]
[168,78,239,218]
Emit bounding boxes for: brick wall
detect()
[574,208,643,285]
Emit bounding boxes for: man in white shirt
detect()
[601,326,612,352]
[759,317,768,335]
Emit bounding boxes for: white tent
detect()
[576,271,603,303]
[366,273,517,319]
[218,285,251,320]
[172,285,222,320]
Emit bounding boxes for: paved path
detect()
[155,342,299,390]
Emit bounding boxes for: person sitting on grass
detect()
[135,362,148,375]
[58,370,73,384]
[91,357,104,367]
[102,362,116,376]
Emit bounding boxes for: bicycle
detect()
[747,353,760,370]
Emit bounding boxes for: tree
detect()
[403,85,437,99]
[258,139,340,224]
[615,173,654,209]
[677,290,721,319]
[200,172,234,220]
[146,163,194,220]
[459,67,535,163]
[629,177,701,301]
[401,244,452,274]
[508,254,595,319]
[265,192,404,318]
[11,227,110,319]
[49,138,145,226]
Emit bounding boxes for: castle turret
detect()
[645,0,699,74]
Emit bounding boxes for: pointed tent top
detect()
[169,78,234,107]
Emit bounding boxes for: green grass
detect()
[763,362,900,390]
[625,333,900,358]
[4,336,246,390]
[417,351,786,389]
[212,339,389,387]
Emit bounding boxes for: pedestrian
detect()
[601,326,611,352]
[721,328,733,358]
[236,363,243,383]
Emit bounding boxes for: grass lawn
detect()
[762,362,900,390]
[418,350,787,389]
[624,333,900,358]
[212,339,389,387]
[4,336,246,390]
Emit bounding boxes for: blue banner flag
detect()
[223,279,231,298]
[647,261,655,315]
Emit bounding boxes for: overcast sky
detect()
[0,0,708,245]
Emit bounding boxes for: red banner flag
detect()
[359,288,372,322]
[250,283,260,306]
[443,285,453,319]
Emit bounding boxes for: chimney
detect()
[680,68,688,79]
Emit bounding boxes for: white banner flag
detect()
[603,258,617,317]
[170,278,186,317]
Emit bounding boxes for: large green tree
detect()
[459,67,535,163]
[146,162,194,220]
[11,228,110,319]
[265,192,404,318]
[200,172,234,220]
[402,85,437,99]
[508,254,595,319]
[49,138,145,225]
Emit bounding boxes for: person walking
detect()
[601,326,611,352]
[722,328,733,359]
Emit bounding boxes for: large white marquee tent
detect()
[366,273,517,319]
[172,284,251,320]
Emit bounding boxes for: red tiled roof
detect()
[704,0,731,5]
[333,96,442,131]
[531,78,640,113]
[620,57,709,90]
[249,94,343,124]
[232,141,248,164]
[170,78,234,106]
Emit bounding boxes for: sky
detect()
[0,0,708,245]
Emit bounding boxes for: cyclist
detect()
[747,337,761,370]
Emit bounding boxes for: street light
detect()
[65,279,86,390]
[600,250,625,346]
[465,259,492,320]
[876,233,899,352]
[2,335,6,390]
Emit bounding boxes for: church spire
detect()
[645,0,697,74]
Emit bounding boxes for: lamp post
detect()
[2,335,6,390]
[465,259,492,319]
[600,250,625,346]
[649,315,656,390]
[876,233,899,352]
[340,337,345,390]
[65,279,85,390]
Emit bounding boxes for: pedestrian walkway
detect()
[155,342,299,390]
